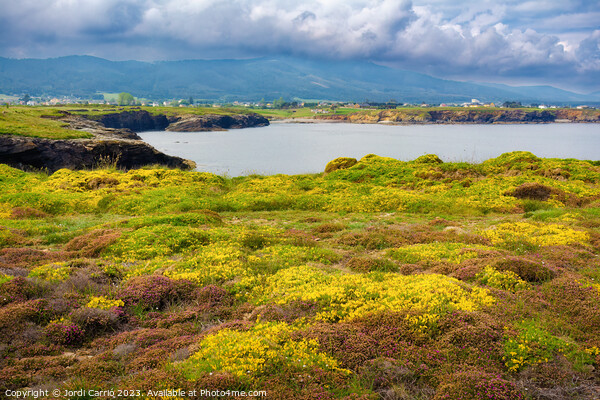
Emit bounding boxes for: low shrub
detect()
[119,275,195,310]
[63,229,122,256]
[493,256,555,282]
[44,320,85,346]
[433,371,525,400]
[476,266,531,292]
[0,276,41,305]
[71,307,120,336]
[325,157,358,173]
[346,256,398,273]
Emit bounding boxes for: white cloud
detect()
[0,0,598,90]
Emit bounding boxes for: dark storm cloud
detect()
[0,0,598,91]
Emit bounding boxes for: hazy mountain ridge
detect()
[0,55,597,104]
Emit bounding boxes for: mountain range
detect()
[0,55,598,104]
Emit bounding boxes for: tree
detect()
[117,92,135,106]
[502,101,522,108]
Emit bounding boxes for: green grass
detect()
[0,107,93,139]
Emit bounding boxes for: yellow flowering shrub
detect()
[177,322,348,381]
[106,225,211,261]
[45,168,223,193]
[250,266,494,323]
[247,244,340,269]
[585,346,600,356]
[503,320,590,372]
[0,272,14,285]
[476,266,530,292]
[324,186,421,213]
[482,222,590,247]
[163,243,246,284]
[0,203,11,219]
[86,296,125,310]
[389,242,492,265]
[29,262,72,282]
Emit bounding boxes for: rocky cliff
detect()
[166,113,270,131]
[91,110,170,131]
[316,109,600,124]
[0,135,195,172]
[81,110,269,132]
[0,109,268,172]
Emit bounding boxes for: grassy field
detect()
[0,151,599,399]
[0,107,94,139]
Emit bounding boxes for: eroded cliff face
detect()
[166,113,270,131]
[0,135,195,172]
[92,110,170,132]
[0,110,197,172]
[82,110,269,132]
[0,109,269,172]
[316,109,600,124]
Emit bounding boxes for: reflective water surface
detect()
[139,122,600,176]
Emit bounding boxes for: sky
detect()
[0,0,599,92]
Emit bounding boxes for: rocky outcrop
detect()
[324,157,358,173]
[90,110,170,132]
[0,109,271,172]
[42,112,142,140]
[427,110,557,123]
[316,109,599,124]
[0,135,195,172]
[166,113,270,132]
[79,110,269,132]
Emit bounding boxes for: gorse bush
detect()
[247,266,495,323]
[177,322,348,381]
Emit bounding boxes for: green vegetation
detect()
[0,107,93,139]
[117,92,136,106]
[0,151,599,398]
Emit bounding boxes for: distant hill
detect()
[0,55,597,104]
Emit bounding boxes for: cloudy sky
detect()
[1,0,598,92]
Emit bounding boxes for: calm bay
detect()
[138,122,600,177]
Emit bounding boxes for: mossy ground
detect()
[0,151,599,399]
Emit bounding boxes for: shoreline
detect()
[270,118,598,125]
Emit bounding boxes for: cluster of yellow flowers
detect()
[503,320,575,372]
[0,203,11,219]
[389,242,491,265]
[476,266,531,292]
[251,266,494,323]
[178,321,348,381]
[0,272,14,285]
[324,186,419,213]
[453,178,520,212]
[45,168,223,194]
[85,296,125,310]
[585,346,600,356]
[107,225,210,261]
[247,244,337,269]
[164,243,246,285]
[482,221,589,247]
[29,262,72,282]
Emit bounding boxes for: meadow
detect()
[0,151,599,399]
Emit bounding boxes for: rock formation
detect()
[166,113,270,132]
[0,135,195,172]
[0,109,269,172]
